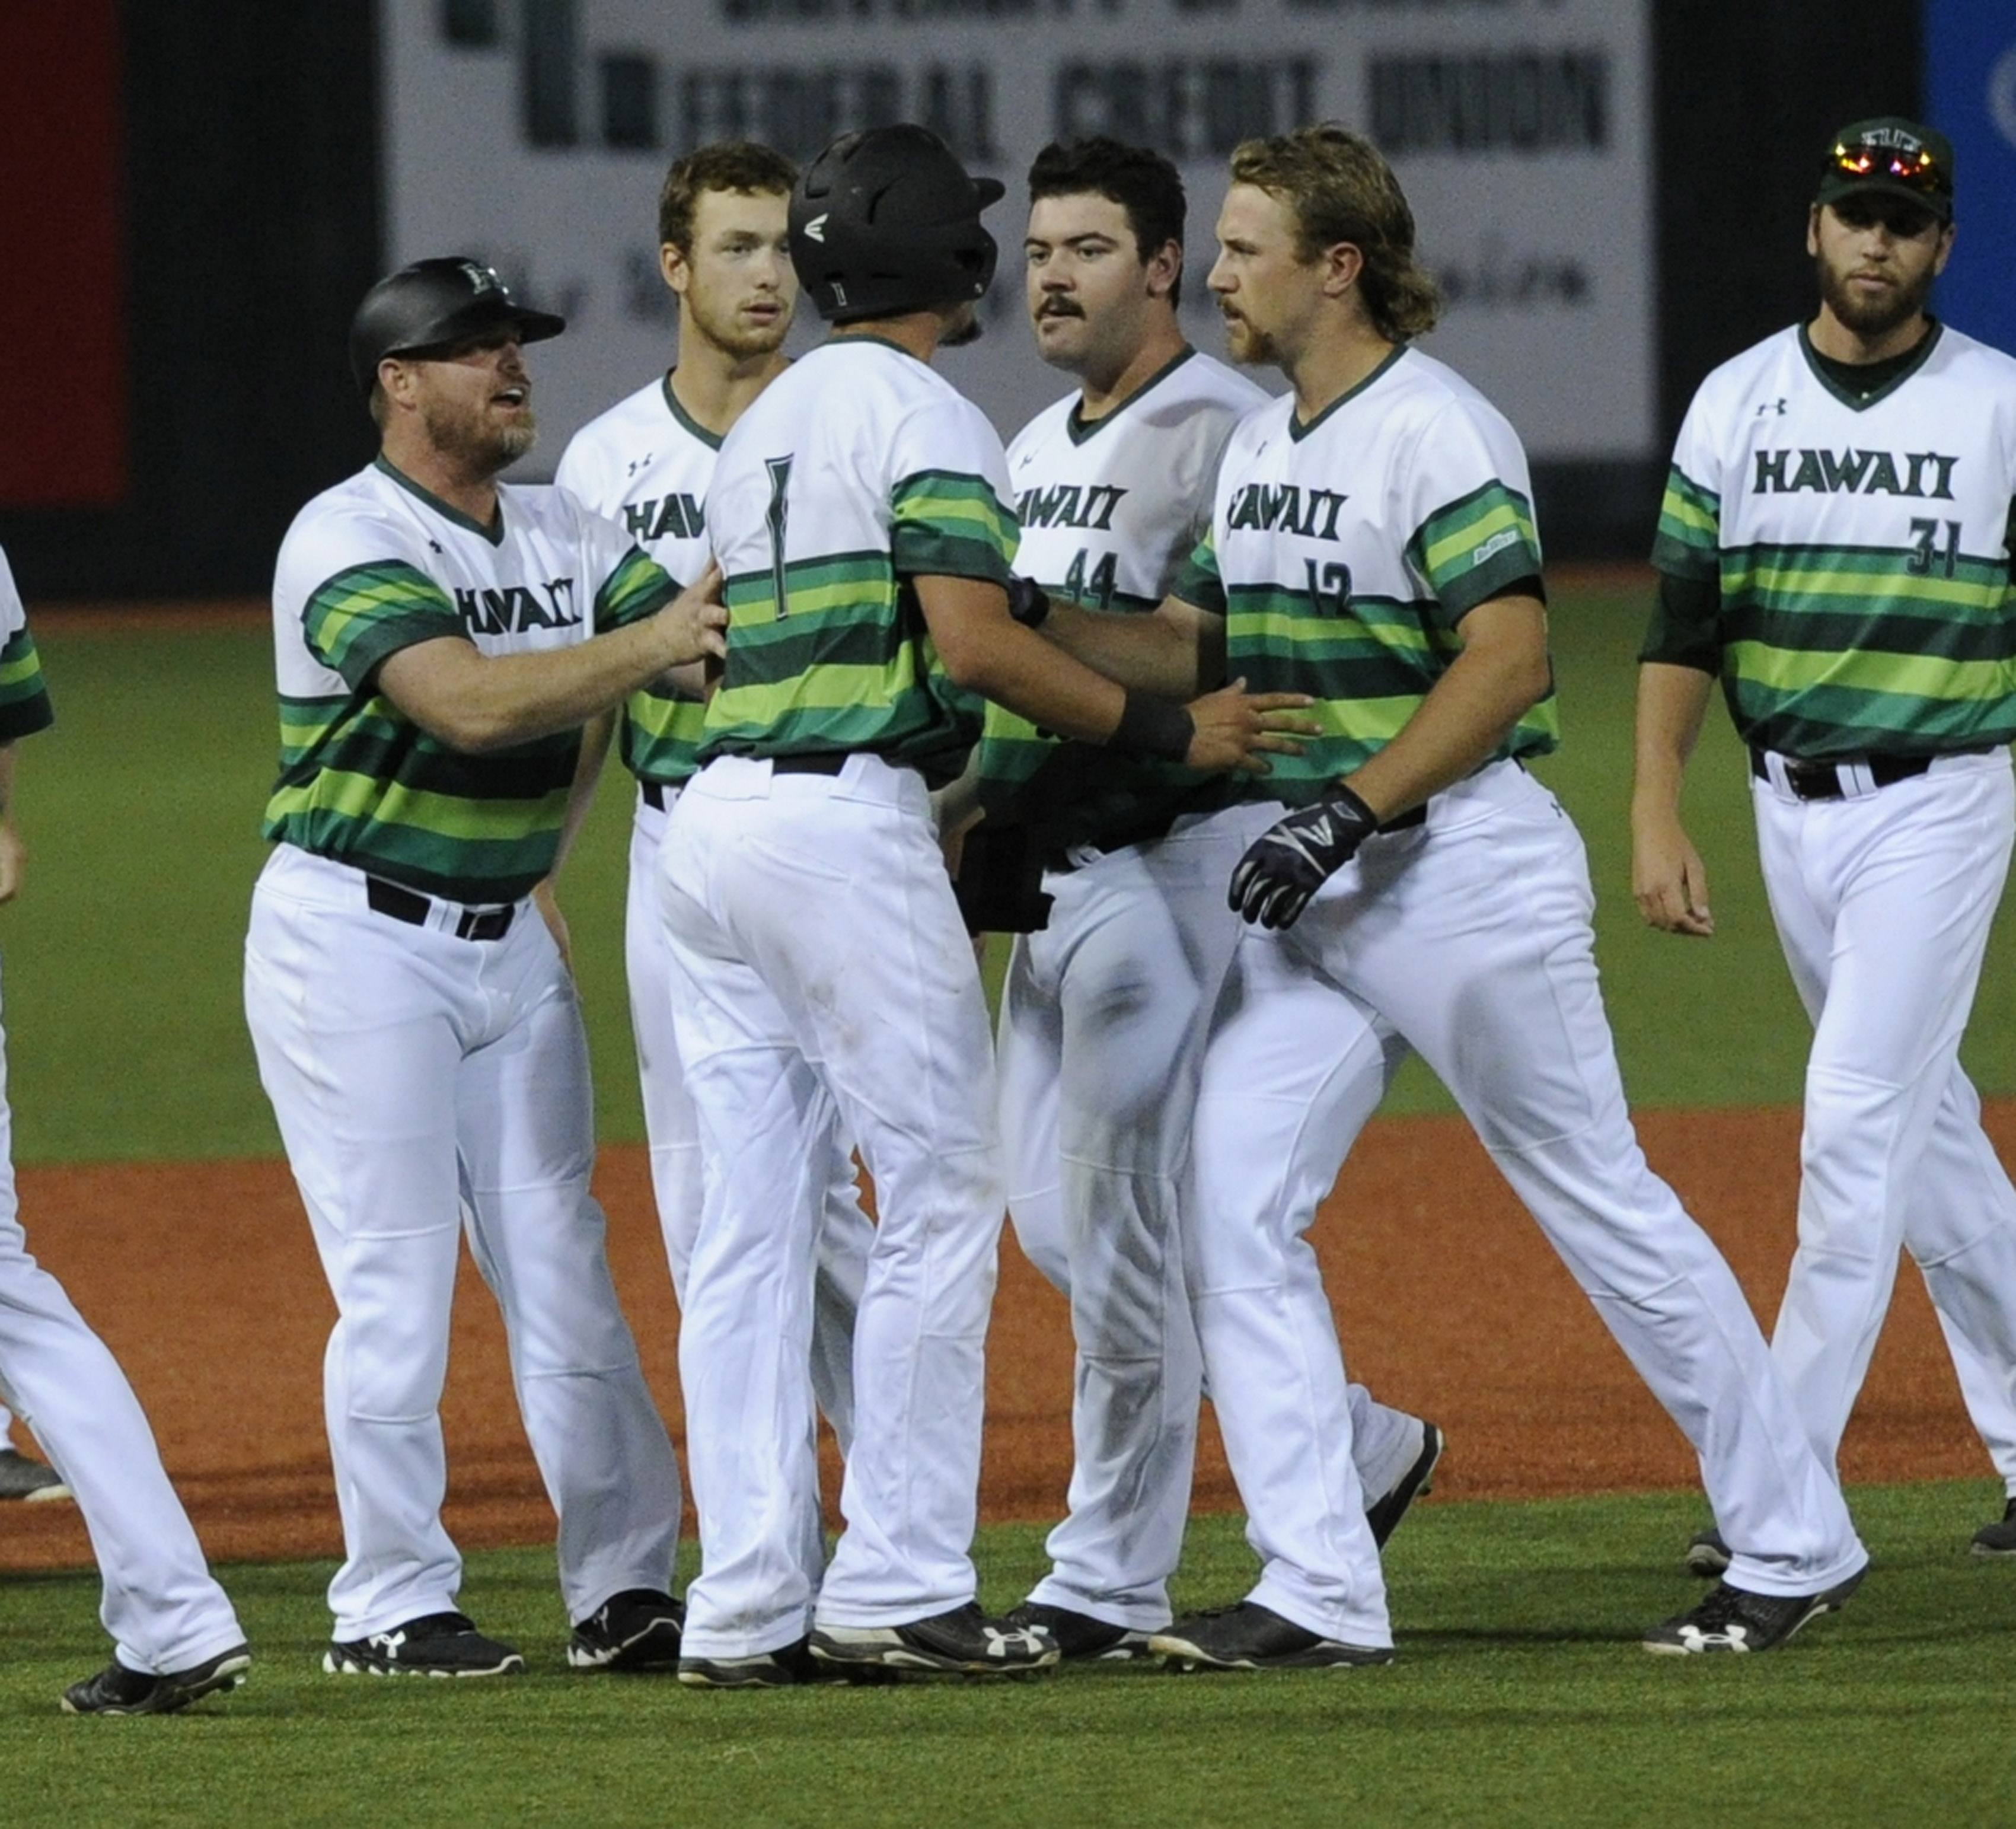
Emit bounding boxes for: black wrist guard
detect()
[1006,575,1052,629]
[1111,690,1194,764]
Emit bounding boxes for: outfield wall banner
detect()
[383,0,1654,469]
[1925,2,2016,358]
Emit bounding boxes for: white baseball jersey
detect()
[1653,321,2016,759]
[266,458,674,903]
[556,375,716,785]
[1177,345,1555,802]
[978,348,1265,845]
[702,336,1016,783]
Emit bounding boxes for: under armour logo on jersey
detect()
[626,455,651,476]
[804,214,828,243]
[428,538,443,553]
[1756,398,1788,416]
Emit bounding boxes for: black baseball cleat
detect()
[678,1636,829,1688]
[1150,1602,1395,1671]
[62,1643,251,1715]
[324,1611,525,1677]
[808,1602,1060,1677]
[1684,1526,1732,1578]
[0,1448,70,1503]
[1366,1421,1444,1548]
[1642,1566,1865,1655]
[1970,1497,2016,1557]
[568,1589,684,1672]
[1000,1600,1156,1662]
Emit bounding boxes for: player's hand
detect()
[1632,813,1714,936]
[657,560,728,667]
[1229,788,1380,929]
[532,878,574,973]
[1182,678,1320,775]
[0,823,23,906]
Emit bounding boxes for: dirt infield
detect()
[2,1104,2001,1573]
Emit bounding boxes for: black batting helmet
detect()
[789,125,1004,325]
[348,257,566,396]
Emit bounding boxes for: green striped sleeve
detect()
[1650,464,1722,579]
[594,545,678,633]
[0,627,54,741]
[890,469,1016,584]
[1172,530,1227,616]
[302,560,463,690]
[1406,480,1544,623]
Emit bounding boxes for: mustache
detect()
[1036,299,1084,318]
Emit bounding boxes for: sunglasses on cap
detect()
[1826,139,1948,198]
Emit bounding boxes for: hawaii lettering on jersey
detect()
[1224,482,1350,540]
[555,374,722,787]
[1750,448,1958,498]
[1653,323,2016,760]
[622,491,707,543]
[1016,482,1126,532]
[453,578,581,634]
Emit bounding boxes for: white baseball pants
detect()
[661,755,1003,1659]
[0,968,244,1674]
[997,820,1423,1630]
[244,845,681,1640]
[1191,764,1867,1646]
[626,787,870,1451]
[1753,750,2016,1476]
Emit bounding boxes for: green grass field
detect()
[8,1486,2014,1826]
[8,584,2016,1820]
[9,579,2016,1162]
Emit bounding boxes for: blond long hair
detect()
[1229,125,1441,342]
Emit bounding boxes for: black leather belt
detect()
[366,875,514,942]
[1749,747,1964,800]
[1377,804,1428,833]
[770,753,848,776]
[640,780,668,811]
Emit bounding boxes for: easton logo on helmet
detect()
[804,215,828,243]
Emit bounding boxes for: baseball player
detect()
[0,543,248,1714]
[658,123,1307,1684]
[1030,125,1870,1664]
[555,142,874,1593]
[0,1403,70,1500]
[1635,117,2016,1569]
[961,136,1440,1661]
[244,258,723,1678]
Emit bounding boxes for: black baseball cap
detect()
[1816,117,1954,224]
[349,257,567,395]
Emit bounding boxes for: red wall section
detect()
[0,0,126,507]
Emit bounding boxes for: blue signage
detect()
[1925,3,2016,352]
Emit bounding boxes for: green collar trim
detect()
[373,455,504,545]
[1289,343,1409,443]
[1067,346,1197,445]
[1797,318,1943,412]
[661,372,725,451]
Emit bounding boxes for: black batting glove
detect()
[1229,787,1380,929]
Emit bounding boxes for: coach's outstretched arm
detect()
[918,573,1310,775]
[377,565,726,755]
